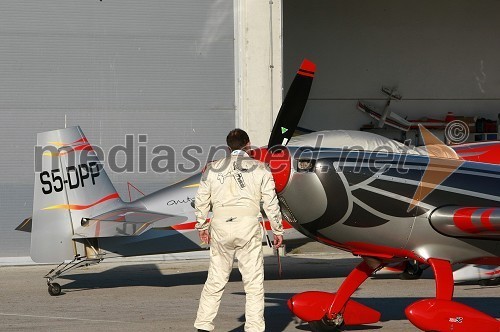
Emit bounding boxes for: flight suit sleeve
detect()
[194,165,212,231]
[261,165,284,236]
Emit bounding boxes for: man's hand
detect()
[273,234,283,248]
[199,230,211,245]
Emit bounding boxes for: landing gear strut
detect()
[400,260,424,280]
[289,257,384,331]
[405,258,500,331]
[44,255,101,296]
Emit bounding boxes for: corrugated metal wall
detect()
[0,1,235,257]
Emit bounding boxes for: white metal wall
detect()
[0,1,235,257]
[283,0,500,132]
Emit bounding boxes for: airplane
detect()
[453,264,500,286]
[357,86,410,131]
[248,60,500,331]
[357,87,477,135]
[375,260,500,285]
[15,130,309,296]
[374,259,500,287]
[16,58,500,331]
[15,61,322,297]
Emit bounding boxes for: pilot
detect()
[193,128,284,332]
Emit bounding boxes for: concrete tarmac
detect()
[0,248,498,332]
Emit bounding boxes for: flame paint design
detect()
[42,192,120,210]
[408,125,464,211]
[43,137,93,156]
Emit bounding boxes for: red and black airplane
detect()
[253,59,500,331]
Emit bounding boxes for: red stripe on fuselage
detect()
[480,208,497,232]
[453,207,479,233]
[453,142,500,165]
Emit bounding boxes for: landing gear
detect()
[405,258,500,331]
[309,319,343,332]
[47,282,62,296]
[44,255,102,296]
[309,315,344,331]
[289,258,384,330]
[478,278,499,286]
[400,260,424,280]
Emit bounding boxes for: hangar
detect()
[1,0,499,260]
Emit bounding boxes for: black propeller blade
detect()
[268,59,316,148]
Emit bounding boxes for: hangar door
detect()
[284,0,500,133]
[0,1,235,258]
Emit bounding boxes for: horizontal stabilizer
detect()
[16,217,32,233]
[381,86,402,100]
[73,208,178,239]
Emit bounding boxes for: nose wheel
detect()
[47,282,62,296]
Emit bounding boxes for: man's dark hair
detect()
[226,129,250,151]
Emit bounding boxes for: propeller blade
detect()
[268,59,316,147]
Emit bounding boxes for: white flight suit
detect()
[194,150,284,332]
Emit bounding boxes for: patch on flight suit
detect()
[217,172,232,184]
[234,172,246,189]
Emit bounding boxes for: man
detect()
[194,128,284,332]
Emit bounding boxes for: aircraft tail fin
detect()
[31,126,124,263]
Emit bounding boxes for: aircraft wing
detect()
[430,206,500,240]
[73,208,183,239]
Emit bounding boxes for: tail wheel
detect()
[48,283,62,296]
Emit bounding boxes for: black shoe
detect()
[197,330,209,332]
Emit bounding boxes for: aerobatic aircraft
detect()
[15,62,321,296]
[17,59,499,331]
[248,60,499,331]
[453,264,500,285]
[16,130,308,296]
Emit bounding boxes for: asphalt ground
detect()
[0,246,498,332]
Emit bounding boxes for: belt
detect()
[212,206,260,218]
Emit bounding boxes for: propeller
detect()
[250,59,316,193]
[268,59,316,148]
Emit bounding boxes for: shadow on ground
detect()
[55,255,499,331]
[59,256,362,291]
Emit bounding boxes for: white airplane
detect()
[454,264,500,285]
[15,61,316,296]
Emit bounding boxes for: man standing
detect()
[194,129,284,332]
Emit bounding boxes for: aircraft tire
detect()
[309,320,343,331]
[48,283,62,296]
[400,261,423,280]
[478,278,499,286]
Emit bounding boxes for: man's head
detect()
[226,128,250,152]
